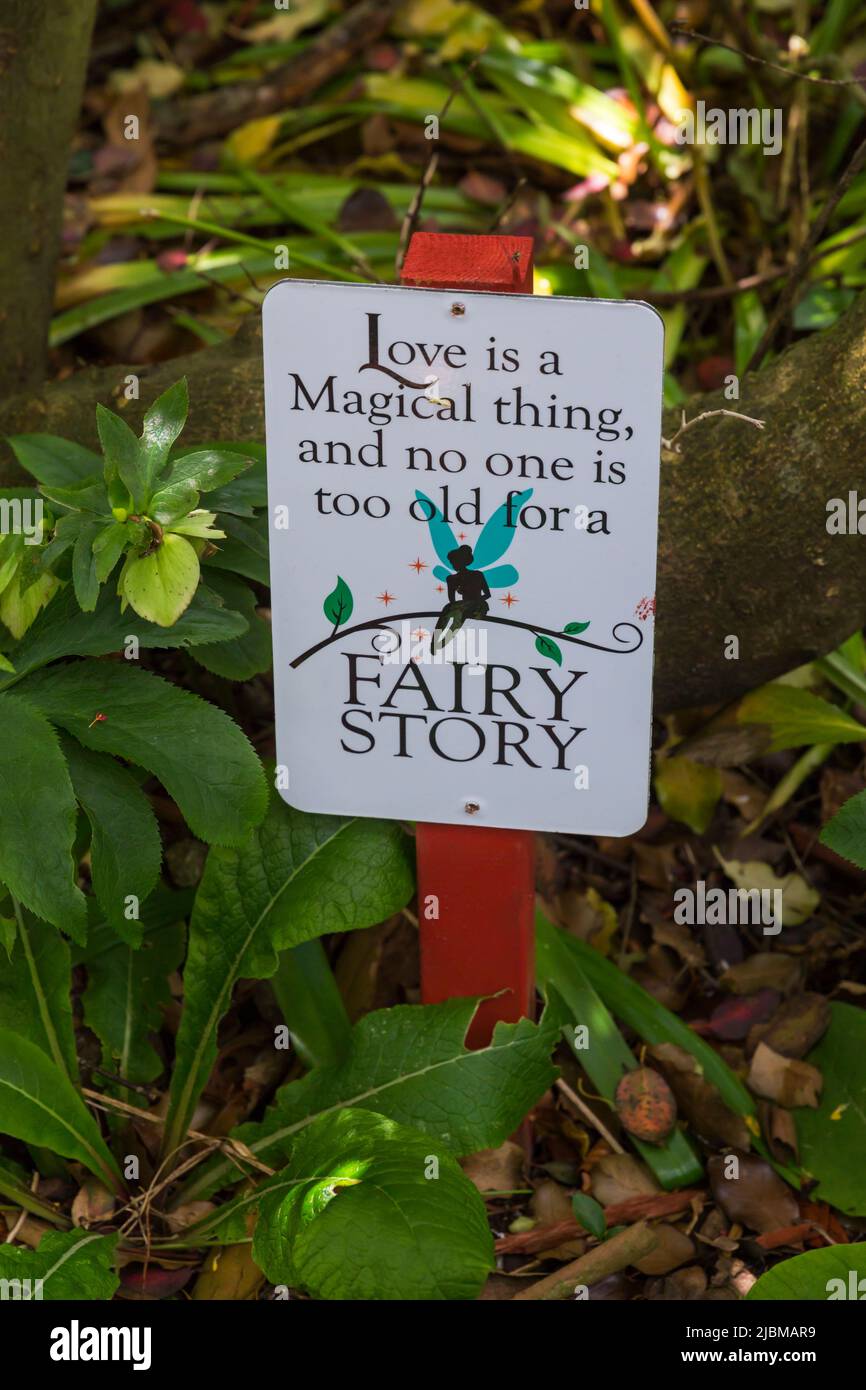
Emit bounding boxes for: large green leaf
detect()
[141,378,189,492]
[251,1108,493,1300]
[162,792,414,1163]
[183,996,558,1202]
[157,447,253,494]
[270,940,351,1071]
[747,1244,866,1300]
[80,911,186,1086]
[190,571,271,681]
[0,908,77,1079]
[0,693,86,940]
[0,1029,122,1193]
[120,533,200,627]
[0,1231,118,1300]
[63,738,162,945]
[96,404,146,509]
[795,1002,866,1215]
[738,683,866,750]
[17,659,267,847]
[0,581,248,689]
[6,435,101,487]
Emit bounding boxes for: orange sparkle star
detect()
[500,592,518,608]
[409,557,428,574]
[377,590,396,606]
[435,584,445,594]
[411,628,429,642]
[457,531,468,541]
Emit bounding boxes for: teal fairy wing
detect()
[479,564,518,588]
[432,564,451,581]
[472,488,533,568]
[415,490,459,568]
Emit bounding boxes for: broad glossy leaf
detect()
[16,660,267,847]
[121,533,200,627]
[159,448,253,494]
[251,1108,493,1300]
[81,912,185,1085]
[747,1244,866,1300]
[191,571,271,681]
[96,404,146,509]
[63,738,162,945]
[162,792,413,1162]
[0,1029,122,1191]
[205,512,269,584]
[7,435,101,487]
[0,581,247,688]
[0,1231,118,1300]
[40,479,110,514]
[820,790,866,869]
[149,477,199,526]
[0,693,86,940]
[185,996,557,1201]
[142,378,189,489]
[0,909,77,1078]
[795,1003,866,1214]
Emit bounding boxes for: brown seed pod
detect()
[614,1067,677,1144]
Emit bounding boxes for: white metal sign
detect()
[263,280,663,834]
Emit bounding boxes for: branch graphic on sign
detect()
[290,489,644,669]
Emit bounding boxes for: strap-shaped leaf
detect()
[17,659,267,847]
[62,738,162,946]
[0,1029,122,1193]
[161,790,413,1164]
[0,693,86,940]
[0,908,77,1079]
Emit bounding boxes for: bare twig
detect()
[556,1077,625,1155]
[669,22,866,86]
[512,1221,658,1299]
[662,408,765,454]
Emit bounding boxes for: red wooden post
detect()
[400,231,536,1050]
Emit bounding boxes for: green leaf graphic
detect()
[534,633,562,665]
[563,620,590,634]
[323,576,353,629]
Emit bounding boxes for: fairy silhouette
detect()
[414,487,532,648]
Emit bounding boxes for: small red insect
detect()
[88,712,108,728]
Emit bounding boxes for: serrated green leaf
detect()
[191,571,270,682]
[0,1231,118,1300]
[72,520,102,612]
[534,633,562,665]
[747,1244,866,1300]
[142,378,189,489]
[6,435,101,487]
[738,683,866,750]
[323,576,353,628]
[162,790,413,1164]
[820,789,866,869]
[0,1029,122,1192]
[795,1002,866,1215]
[96,404,147,510]
[0,582,248,688]
[184,996,558,1201]
[0,907,77,1079]
[16,659,267,847]
[62,738,162,946]
[0,693,86,940]
[251,1109,493,1300]
[159,448,253,494]
[121,533,200,627]
[80,913,185,1085]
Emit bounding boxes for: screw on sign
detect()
[261,230,664,1052]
